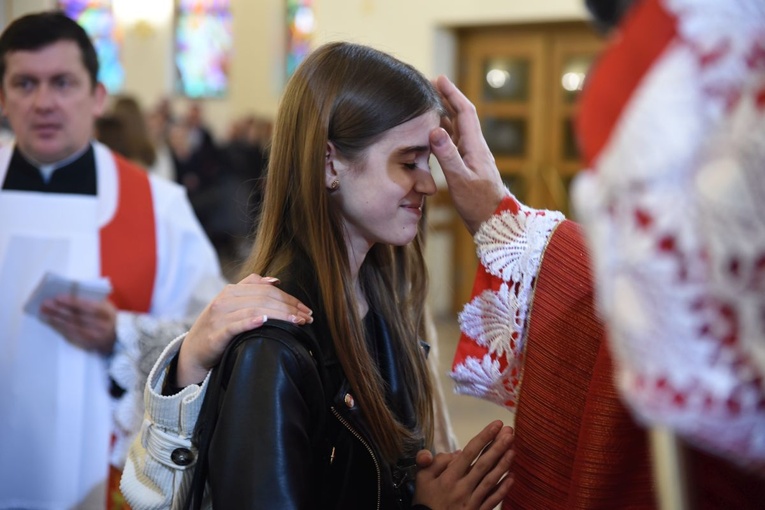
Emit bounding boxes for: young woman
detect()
[122,42,514,510]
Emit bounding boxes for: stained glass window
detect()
[58,0,124,93]
[286,0,314,78]
[175,0,233,98]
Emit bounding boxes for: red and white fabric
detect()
[450,196,563,410]
[574,0,765,466]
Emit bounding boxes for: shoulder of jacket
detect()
[231,321,321,368]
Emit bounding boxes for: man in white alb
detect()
[0,12,225,509]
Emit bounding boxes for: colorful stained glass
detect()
[175,0,232,98]
[286,0,314,78]
[58,0,124,93]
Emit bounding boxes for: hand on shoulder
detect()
[175,273,313,386]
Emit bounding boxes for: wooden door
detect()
[449,22,605,312]
[545,26,604,216]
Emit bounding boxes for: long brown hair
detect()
[239,42,443,462]
[112,95,157,167]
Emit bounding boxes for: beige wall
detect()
[9,0,52,17]
[2,0,587,139]
[314,0,588,75]
[237,0,587,134]
[232,0,587,136]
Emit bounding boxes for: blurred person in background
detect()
[220,114,270,260]
[144,103,177,182]
[169,101,230,256]
[111,95,156,170]
[94,114,132,164]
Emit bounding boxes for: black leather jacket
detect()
[200,273,424,509]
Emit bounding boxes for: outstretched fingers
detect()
[430,126,468,181]
[448,420,505,475]
[417,450,458,485]
[412,421,514,510]
[472,440,515,509]
[430,76,507,234]
[479,469,515,510]
[459,425,514,509]
[435,75,486,153]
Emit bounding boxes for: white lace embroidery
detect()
[451,194,564,410]
[450,354,510,407]
[459,284,523,359]
[475,205,565,283]
[573,0,765,465]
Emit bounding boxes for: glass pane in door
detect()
[482,58,530,102]
[562,117,579,160]
[560,55,594,103]
[481,117,527,157]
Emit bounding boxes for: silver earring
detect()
[330,179,340,190]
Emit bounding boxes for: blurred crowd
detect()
[94,95,272,270]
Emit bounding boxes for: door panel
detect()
[450,22,605,313]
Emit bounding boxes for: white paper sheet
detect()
[23,271,112,321]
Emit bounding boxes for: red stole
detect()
[99,153,155,510]
[99,154,156,313]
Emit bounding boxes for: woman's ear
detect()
[325,141,342,190]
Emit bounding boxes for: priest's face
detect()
[0,40,105,164]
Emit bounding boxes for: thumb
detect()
[416,449,434,469]
[430,127,465,182]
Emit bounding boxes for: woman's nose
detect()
[415,170,437,196]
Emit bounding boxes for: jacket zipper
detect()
[330,406,381,510]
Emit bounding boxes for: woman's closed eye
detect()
[403,160,431,171]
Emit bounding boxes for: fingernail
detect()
[262,277,280,284]
[290,314,305,325]
[255,315,268,324]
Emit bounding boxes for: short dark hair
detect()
[585,0,637,34]
[0,11,99,88]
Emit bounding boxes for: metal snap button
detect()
[171,447,195,466]
[344,393,355,408]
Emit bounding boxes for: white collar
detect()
[23,143,92,183]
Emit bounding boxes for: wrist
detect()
[176,344,210,387]
[466,185,509,235]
